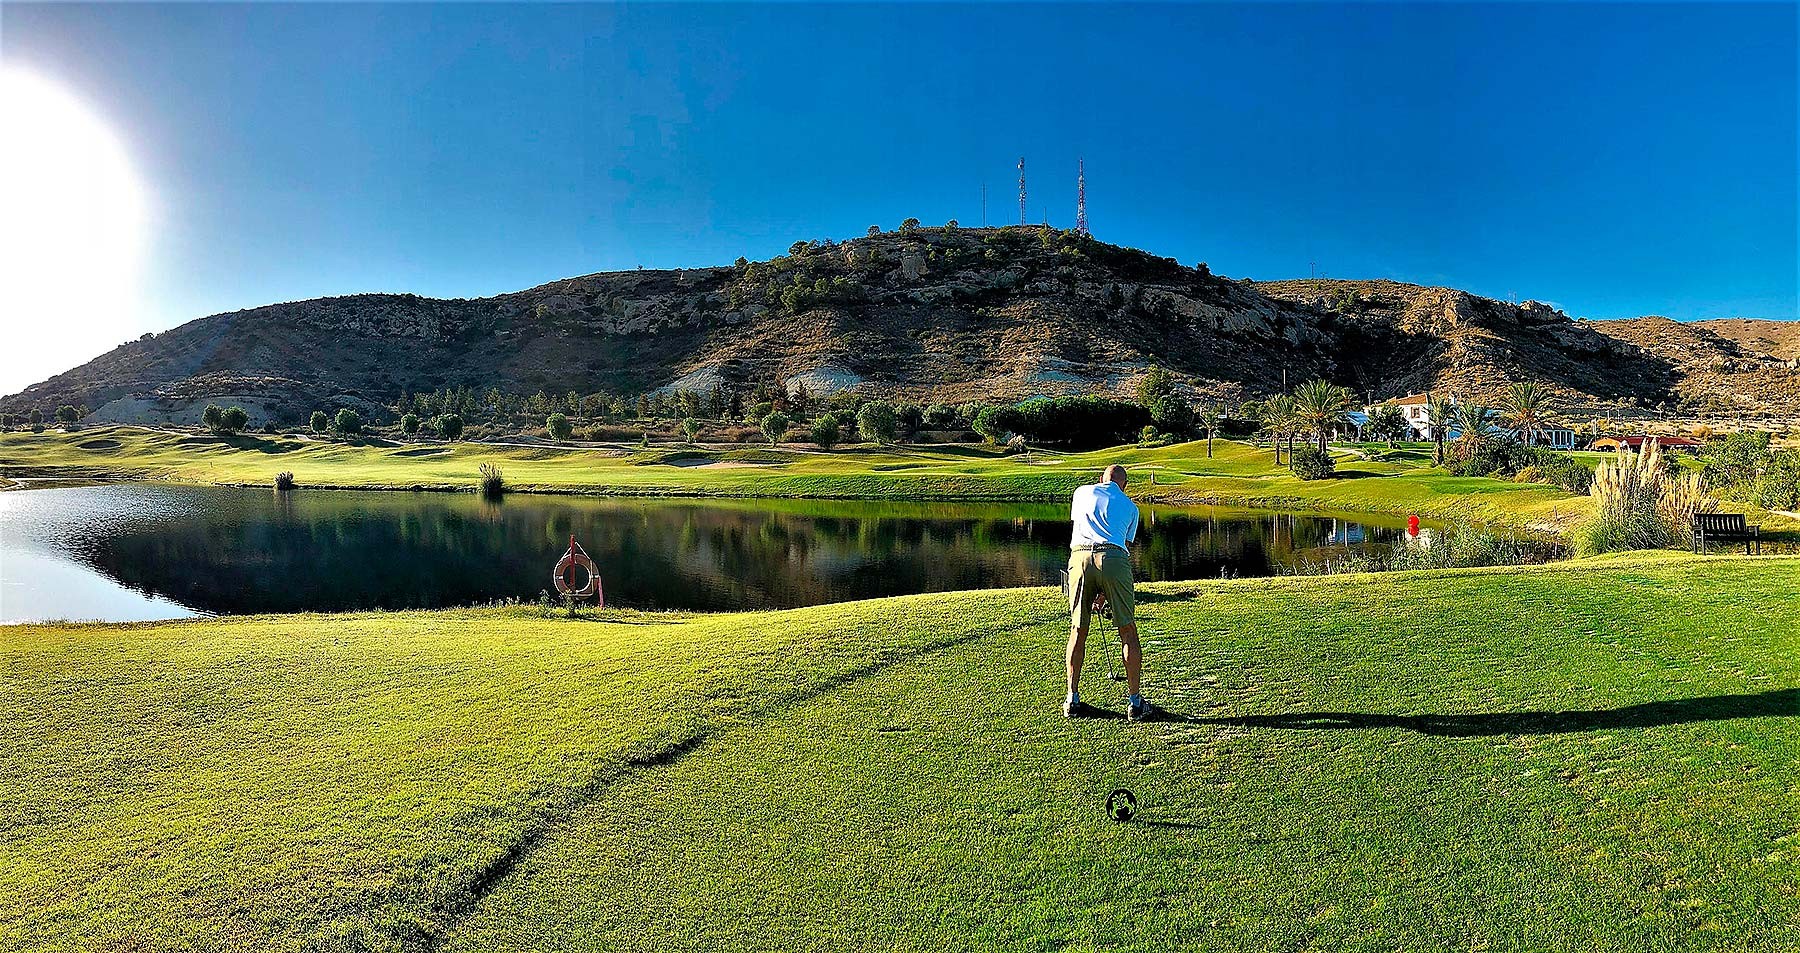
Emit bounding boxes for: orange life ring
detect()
[553,537,602,604]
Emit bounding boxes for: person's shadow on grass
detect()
[1154,688,1798,736]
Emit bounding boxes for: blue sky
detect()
[2,2,1795,388]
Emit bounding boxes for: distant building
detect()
[1504,424,1578,450]
[1371,392,1575,448]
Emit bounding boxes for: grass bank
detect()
[0,426,1585,531]
[4,556,1797,950]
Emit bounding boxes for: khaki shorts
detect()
[1068,546,1135,629]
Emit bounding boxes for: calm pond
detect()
[0,484,1411,622]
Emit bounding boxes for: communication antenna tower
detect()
[1076,158,1088,236]
[1018,157,1027,226]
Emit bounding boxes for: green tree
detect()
[1293,379,1352,453]
[1454,403,1494,449]
[310,410,329,433]
[546,413,573,441]
[400,413,421,436]
[681,417,702,443]
[1148,395,1192,438]
[27,408,43,428]
[923,403,956,429]
[1366,403,1408,446]
[1136,365,1175,407]
[220,406,249,433]
[438,414,464,441]
[856,401,899,445]
[943,219,958,233]
[810,414,840,449]
[867,225,880,237]
[55,404,79,425]
[789,240,808,257]
[1502,381,1551,446]
[334,407,363,435]
[1259,395,1299,464]
[1425,394,1456,465]
[900,217,921,232]
[202,404,224,431]
[760,410,789,445]
[972,406,1009,445]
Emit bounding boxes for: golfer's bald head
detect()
[1103,464,1128,488]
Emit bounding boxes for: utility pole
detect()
[980,182,987,227]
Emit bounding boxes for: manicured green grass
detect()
[0,426,1586,530]
[5,557,1797,950]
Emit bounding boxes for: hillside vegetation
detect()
[5,557,1797,951]
[6,226,1796,427]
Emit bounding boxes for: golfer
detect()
[1064,464,1150,720]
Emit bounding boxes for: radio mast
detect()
[1075,158,1088,236]
[1017,157,1027,226]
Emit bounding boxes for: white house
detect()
[1368,392,1575,448]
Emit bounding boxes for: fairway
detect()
[4,557,1797,951]
[0,426,1589,531]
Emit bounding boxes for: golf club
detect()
[1061,568,1124,686]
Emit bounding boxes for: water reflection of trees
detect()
[52,488,1403,614]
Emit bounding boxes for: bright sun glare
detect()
[0,68,148,397]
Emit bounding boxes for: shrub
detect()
[546,413,573,441]
[478,462,505,498]
[400,413,421,436]
[310,411,329,433]
[1574,441,1715,555]
[1754,450,1799,510]
[273,471,296,491]
[437,414,464,441]
[1289,444,1336,481]
[334,408,363,435]
[810,414,840,449]
[760,411,789,445]
[856,402,898,445]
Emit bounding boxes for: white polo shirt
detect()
[1070,482,1139,550]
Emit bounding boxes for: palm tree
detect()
[1293,379,1352,454]
[1260,395,1297,465]
[1501,381,1551,446]
[1425,393,1456,465]
[1454,402,1494,448]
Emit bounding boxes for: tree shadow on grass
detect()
[1156,688,1798,736]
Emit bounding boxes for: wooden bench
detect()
[1692,513,1761,555]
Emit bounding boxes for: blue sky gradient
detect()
[4,1,1795,349]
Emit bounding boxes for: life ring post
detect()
[552,534,603,611]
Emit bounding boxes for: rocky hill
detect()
[4,227,1796,425]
